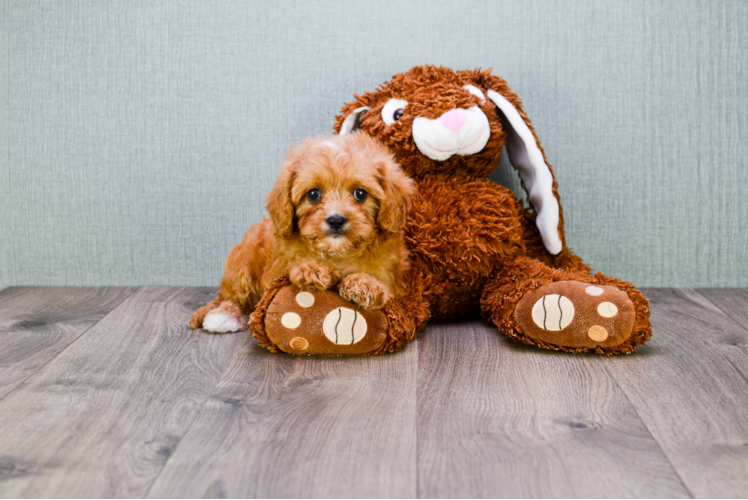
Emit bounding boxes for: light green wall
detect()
[1,0,746,288]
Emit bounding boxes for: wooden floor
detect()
[0,287,746,498]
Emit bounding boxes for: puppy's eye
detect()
[306,188,321,202]
[353,188,368,202]
[382,98,408,125]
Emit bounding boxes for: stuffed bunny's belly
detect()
[405,176,527,319]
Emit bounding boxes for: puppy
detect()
[190,132,416,333]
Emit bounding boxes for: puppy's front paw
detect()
[338,274,391,310]
[288,260,340,290]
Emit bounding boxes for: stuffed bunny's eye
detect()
[307,188,321,202]
[353,188,368,202]
[382,98,408,125]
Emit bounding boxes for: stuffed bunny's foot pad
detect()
[515,281,636,349]
[262,286,388,355]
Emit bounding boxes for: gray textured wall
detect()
[1,0,746,288]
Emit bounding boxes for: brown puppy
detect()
[191,132,415,333]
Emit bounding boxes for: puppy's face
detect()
[267,134,414,258]
[292,156,381,255]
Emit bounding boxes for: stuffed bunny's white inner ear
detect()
[486,90,562,255]
[339,106,370,134]
[463,84,486,102]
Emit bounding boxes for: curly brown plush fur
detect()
[328,65,651,354]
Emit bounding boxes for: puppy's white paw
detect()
[202,309,243,333]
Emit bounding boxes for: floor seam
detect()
[693,289,748,337]
[415,337,420,500]
[142,331,251,499]
[600,360,695,499]
[0,287,140,404]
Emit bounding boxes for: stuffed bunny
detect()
[248,65,651,355]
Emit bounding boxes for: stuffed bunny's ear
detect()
[339,106,370,134]
[486,90,562,255]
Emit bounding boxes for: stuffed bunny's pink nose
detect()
[439,108,468,132]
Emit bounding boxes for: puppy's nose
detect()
[326,214,347,230]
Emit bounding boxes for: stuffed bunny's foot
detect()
[481,255,651,354]
[250,283,389,355]
[514,281,636,350]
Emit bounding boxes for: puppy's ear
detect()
[465,68,565,255]
[266,154,297,238]
[376,156,416,233]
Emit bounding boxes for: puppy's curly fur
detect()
[191,132,415,333]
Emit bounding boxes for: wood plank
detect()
[0,287,136,400]
[416,320,690,498]
[605,288,748,498]
[0,287,244,498]
[696,288,748,332]
[147,340,418,498]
